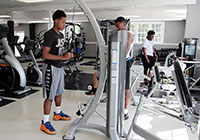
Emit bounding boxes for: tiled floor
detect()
[0,60,198,140]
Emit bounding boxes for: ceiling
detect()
[0,0,197,24]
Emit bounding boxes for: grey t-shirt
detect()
[43,28,65,68]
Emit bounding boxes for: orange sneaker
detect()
[40,120,56,135]
[53,111,71,121]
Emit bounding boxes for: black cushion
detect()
[154,66,161,83]
[24,40,35,53]
[173,61,193,108]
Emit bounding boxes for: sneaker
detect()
[85,89,96,96]
[124,114,129,120]
[40,120,56,135]
[53,111,71,121]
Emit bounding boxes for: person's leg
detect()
[43,64,54,119]
[144,68,148,75]
[85,71,99,95]
[124,61,132,120]
[41,64,56,135]
[144,68,150,85]
[142,55,148,76]
[93,71,99,88]
[54,95,62,114]
[147,56,154,78]
[125,89,131,110]
[142,56,149,85]
[44,99,53,115]
[54,95,61,107]
[148,69,152,78]
[53,67,71,121]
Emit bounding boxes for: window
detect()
[14,31,25,43]
[129,22,165,44]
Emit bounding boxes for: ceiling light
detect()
[28,20,49,23]
[124,15,141,18]
[164,9,187,14]
[175,15,186,18]
[16,0,53,3]
[130,18,185,21]
[0,15,11,18]
[65,12,84,15]
[43,18,50,20]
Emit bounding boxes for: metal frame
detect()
[1,38,27,89]
[107,30,127,139]
[0,37,32,94]
[127,95,162,140]
[63,0,106,139]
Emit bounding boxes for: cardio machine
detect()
[0,25,31,95]
[25,39,42,85]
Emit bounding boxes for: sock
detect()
[93,88,97,92]
[56,106,61,114]
[43,114,49,123]
[124,109,128,115]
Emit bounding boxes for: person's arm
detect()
[43,46,71,60]
[42,31,72,61]
[127,32,134,56]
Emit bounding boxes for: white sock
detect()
[124,109,128,115]
[56,106,62,114]
[43,115,49,123]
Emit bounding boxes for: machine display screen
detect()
[185,45,196,56]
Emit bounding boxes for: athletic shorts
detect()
[142,55,155,70]
[42,63,65,100]
[125,60,131,90]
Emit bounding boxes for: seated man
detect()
[85,70,99,95]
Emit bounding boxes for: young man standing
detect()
[142,30,158,85]
[115,16,134,120]
[85,16,134,120]
[40,10,72,135]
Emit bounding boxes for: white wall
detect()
[185,0,200,58]
[164,21,185,43]
[15,24,29,38]
[185,0,200,39]
[35,23,48,37]
[81,22,97,57]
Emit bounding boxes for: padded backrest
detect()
[154,66,161,83]
[173,61,193,108]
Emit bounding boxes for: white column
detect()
[48,10,53,29]
[185,0,200,39]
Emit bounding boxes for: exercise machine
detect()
[33,30,45,58]
[25,39,42,85]
[62,0,106,139]
[0,25,31,94]
[125,61,200,140]
[178,38,198,59]
[65,22,86,61]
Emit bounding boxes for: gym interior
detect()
[0,0,200,140]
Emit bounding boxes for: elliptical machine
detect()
[0,25,31,95]
[25,39,42,85]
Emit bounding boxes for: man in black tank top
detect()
[40,10,73,135]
